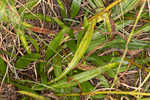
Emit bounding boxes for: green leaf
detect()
[80,81,94,92]
[103,37,150,50]
[53,17,67,28]
[56,0,67,18]
[86,54,106,66]
[104,13,112,32]
[0,0,20,25]
[15,53,40,69]
[10,80,36,93]
[0,57,6,75]
[87,0,96,9]
[53,17,75,38]
[96,75,109,88]
[39,62,47,84]
[115,20,134,33]
[113,0,141,19]
[92,0,104,8]
[18,91,45,100]
[63,18,80,23]
[45,28,69,60]
[91,94,105,99]
[70,0,82,18]
[66,40,77,54]
[50,63,118,88]
[22,13,52,22]
[0,49,17,58]
[77,31,84,48]
[134,23,150,35]
[87,31,105,52]
[140,98,150,100]
[88,0,112,32]
[25,35,39,52]
[15,27,31,54]
[18,0,38,13]
[52,55,62,77]
[49,20,96,83]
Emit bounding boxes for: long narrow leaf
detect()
[25,35,39,52]
[56,0,67,18]
[45,28,69,60]
[15,53,40,69]
[18,91,45,100]
[50,63,118,88]
[15,28,31,54]
[52,55,62,77]
[49,19,96,83]
[70,0,82,18]
[53,17,75,38]
[88,0,122,22]
[18,0,38,13]
[113,0,141,19]
[22,13,52,22]
[0,57,6,75]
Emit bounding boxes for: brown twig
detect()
[29,26,58,34]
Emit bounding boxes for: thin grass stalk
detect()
[55,91,150,96]
[111,0,147,88]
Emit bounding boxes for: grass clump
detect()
[0,0,150,100]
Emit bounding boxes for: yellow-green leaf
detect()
[49,19,96,83]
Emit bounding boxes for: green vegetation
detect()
[0,0,150,99]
